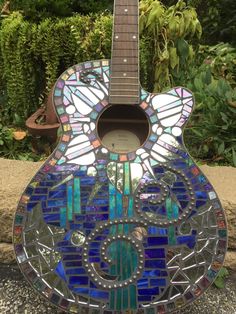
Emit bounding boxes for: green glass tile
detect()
[168,226,176,245]
[57,107,65,114]
[165,127,172,134]
[67,185,73,220]
[129,285,137,309]
[124,162,130,195]
[128,197,134,217]
[74,178,81,214]
[134,156,141,163]
[90,112,98,119]
[60,207,67,228]
[110,153,118,161]
[123,287,129,309]
[116,193,123,218]
[150,115,158,123]
[54,89,62,97]
[150,158,158,166]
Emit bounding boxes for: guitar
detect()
[13,0,227,313]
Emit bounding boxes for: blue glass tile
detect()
[172,161,187,169]
[145,260,166,269]
[90,290,109,300]
[179,201,188,208]
[173,182,185,187]
[83,223,96,229]
[204,183,213,191]
[147,237,168,246]
[69,276,88,285]
[39,181,54,187]
[147,186,161,193]
[196,200,207,208]
[25,187,34,195]
[149,134,158,142]
[57,246,78,253]
[145,249,165,258]
[177,235,196,249]
[154,167,165,173]
[89,257,100,263]
[44,214,60,222]
[63,254,81,261]
[171,188,187,193]
[34,188,48,194]
[195,191,208,199]
[71,287,89,295]
[90,281,97,288]
[138,296,152,302]
[150,279,166,286]
[138,288,159,295]
[89,249,100,256]
[191,178,198,185]
[49,190,66,198]
[198,175,207,183]
[176,195,190,200]
[143,270,168,277]
[60,208,66,228]
[55,261,67,282]
[137,279,149,287]
[48,200,66,207]
[30,195,47,201]
[27,203,38,211]
[65,261,82,267]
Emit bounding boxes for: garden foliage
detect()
[0,0,235,166]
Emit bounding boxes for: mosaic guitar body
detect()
[13,1,227,313]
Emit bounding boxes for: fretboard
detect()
[109,0,140,105]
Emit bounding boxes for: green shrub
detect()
[184,62,236,166]
[9,0,113,21]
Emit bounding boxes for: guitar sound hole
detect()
[97,105,150,153]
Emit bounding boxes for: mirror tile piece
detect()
[13,59,227,314]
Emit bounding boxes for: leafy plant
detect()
[184,62,236,166]
[213,267,229,289]
[139,0,202,92]
[8,0,113,21]
[0,121,41,160]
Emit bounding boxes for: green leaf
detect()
[233,148,236,167]
[218,142,225,155]
[213,267,229,289]
[169,47,179,69]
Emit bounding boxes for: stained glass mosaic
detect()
[13,59,227,313]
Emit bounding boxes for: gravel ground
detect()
[0,264,235,314]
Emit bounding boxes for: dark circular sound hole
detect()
[97,105,150,153]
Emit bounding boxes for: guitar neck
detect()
[109,0,140,105]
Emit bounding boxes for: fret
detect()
[110,90,139,96]
[110,83,139,86]
[111,57,138,64]
[115,0,138,5]
[110,64,138,72]
[115,15,138,25]
[114,25,138,33]
[110,88,139,92]
[115,6,138,15]
[109,96,140,104]
[113,42,138,50]
[111,72,138,79]
[110,78,139,84]
[113,33,138,42]
[112,50,139,57]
